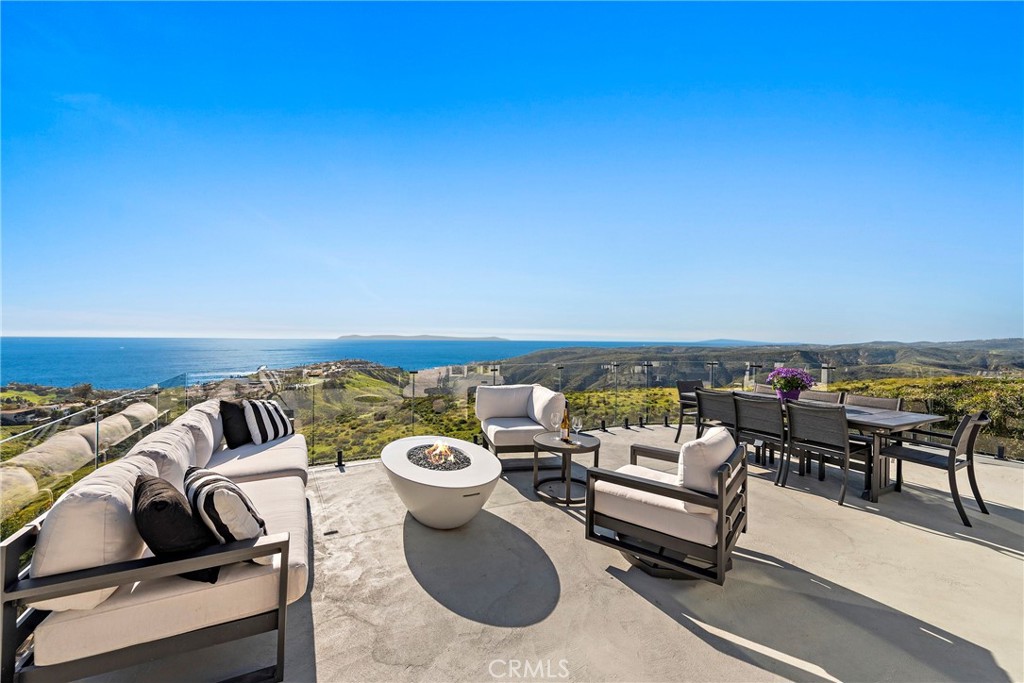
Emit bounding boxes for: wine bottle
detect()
[560,400,570,441]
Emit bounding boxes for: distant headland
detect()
[336,334,509,341]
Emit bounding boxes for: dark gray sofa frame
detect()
[1,518,290,683]
[585,443,747,585]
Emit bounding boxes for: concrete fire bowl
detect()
[381,436,502,530]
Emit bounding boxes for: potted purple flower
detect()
[765,367,816,401]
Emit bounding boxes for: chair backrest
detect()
[843,393,903,410]
[475,384,538,420]
[950,411,992,458]
[799,389,844,404]
[676,380,704,398]
[753,383,775,395]
[695,388,736,428]
[733,394,785,440]
[785,400,849,452]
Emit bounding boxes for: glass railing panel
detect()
[1,373,187,540]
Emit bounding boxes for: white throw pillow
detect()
[29,456,159,611]
[184,467,270,565]
[678,427,736,515]
[242,399,294,445]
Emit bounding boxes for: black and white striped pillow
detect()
[184,467,270,564]
[242,399,293,445]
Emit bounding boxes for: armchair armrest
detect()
[587,467,718,512]
[629,444,679,465]
[4,533,290,606]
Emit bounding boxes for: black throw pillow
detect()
[133,475,220,584]
[220,400,252,449]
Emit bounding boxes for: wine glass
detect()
[572,416,583,435]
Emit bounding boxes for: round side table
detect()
[532,431,600,506]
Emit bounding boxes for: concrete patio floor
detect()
[88,425,1024,682]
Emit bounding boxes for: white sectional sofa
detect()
[476,384,566,457]
[0,399,309,683]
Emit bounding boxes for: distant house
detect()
[1,408,38,426]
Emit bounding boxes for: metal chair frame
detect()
[880,412,991,526]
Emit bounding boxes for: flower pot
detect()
[776,389,801,402]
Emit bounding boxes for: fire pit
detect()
[407,441,471,471]
[381,436,501,529]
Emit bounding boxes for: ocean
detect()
[0,337,660,389]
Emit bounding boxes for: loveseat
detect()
[475,384,565,460]
[1,398,310,683]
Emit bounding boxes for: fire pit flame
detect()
[424,440,453,465]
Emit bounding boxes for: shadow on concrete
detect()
[609,548,1011,683]
[402,510,559,627]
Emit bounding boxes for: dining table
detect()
[681,390,946,502]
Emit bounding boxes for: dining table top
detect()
[681,390,946,434]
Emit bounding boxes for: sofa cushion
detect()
[242,399,293,445]
[29,456,159,611]
[127,423,196,492]
[190,400,224,463]
[220,400,252,449]
[207,433,308,484]
[527,385,566,430]
[172,411,218,469]
[481,417,548,447]
[474,385,535,421]
[593,464,717,546]
[33,475,310,666]
[133,475,219,584]
[184,467,268,557]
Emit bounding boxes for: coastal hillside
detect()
[487,339,1023,390]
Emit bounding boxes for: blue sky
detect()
[2,2,1021,343]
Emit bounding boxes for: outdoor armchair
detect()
[585,427,747,585]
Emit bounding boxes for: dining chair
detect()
[695,388,737,439]
[753,383,776,395]
[843,394,904,410]
[799,389,844,404]
[733,394,786,468]
[879,412,991,526]
[674,380,704,443]
[782,400,872,505]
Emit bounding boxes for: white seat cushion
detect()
[33,475,310,666]
[481,417,548,447]
[593,464,717,547]
[207,433,308,484]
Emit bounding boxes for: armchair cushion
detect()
[474,385,535,421]
[593,465,717,546]
[678,426,735,517]
[527,385,564,430]
[481,417,548,447]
